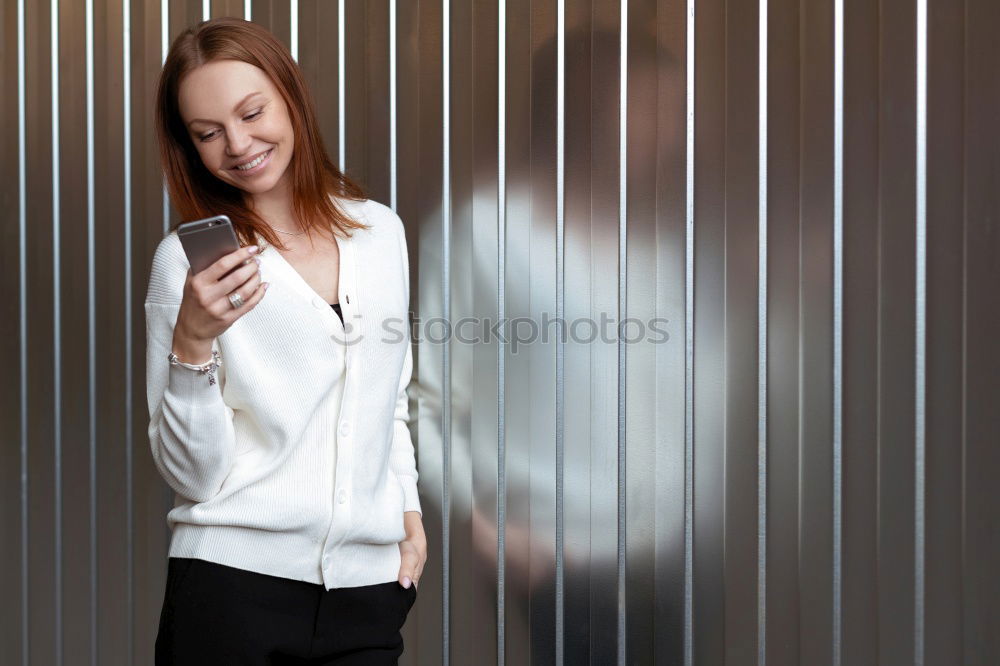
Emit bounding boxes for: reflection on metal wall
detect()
[1,0,997,664]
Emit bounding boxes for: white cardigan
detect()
[144,197,421,590]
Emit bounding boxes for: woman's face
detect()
[177,59,294,197]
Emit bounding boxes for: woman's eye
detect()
[197,110,263,142]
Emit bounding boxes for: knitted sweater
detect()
[144,197,421,590]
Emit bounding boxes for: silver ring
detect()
[228,291,244,309]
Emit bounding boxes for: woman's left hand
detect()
[398,511,427,590]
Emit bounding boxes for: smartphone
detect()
[177,214,246,278]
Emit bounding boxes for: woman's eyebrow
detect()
[187,92,264,126]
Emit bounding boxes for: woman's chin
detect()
[226,175,276,194]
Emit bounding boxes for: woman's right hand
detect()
[171,245,268,364]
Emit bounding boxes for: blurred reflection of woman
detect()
[146,17,425,665]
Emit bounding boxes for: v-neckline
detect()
[264,232,347,308]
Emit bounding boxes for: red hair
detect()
[155,16,370,249]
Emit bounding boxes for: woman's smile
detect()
[230,147,274,176]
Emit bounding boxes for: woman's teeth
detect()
[236,150,270,170]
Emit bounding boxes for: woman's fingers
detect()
[199,268,266,323]
[398,540,423,588]
[212,252,264,303]
[204,244,260,283]
[224,269,267,314]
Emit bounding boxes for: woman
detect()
[146,17,426,665]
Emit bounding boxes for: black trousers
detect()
[155,557,417,665]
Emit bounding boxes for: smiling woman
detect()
[148,16,426,666]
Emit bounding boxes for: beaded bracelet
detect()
[167,349,223,386]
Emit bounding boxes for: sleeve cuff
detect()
[166,360,225,405]
[397,474,422,517]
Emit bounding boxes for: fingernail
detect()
[263,282,270,291]
[402,576,411,588]
[248,245,259,254]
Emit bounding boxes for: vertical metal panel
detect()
[345,0,367,183]
[528,0,558,662]
[16,0,27,652]
[684,0,695,661]
[590,1,626,661]
[561,1,599,663]
[23,4,58,664]
[963,1,1000,663]
[923,0,967,662]
[842,0,880,661]
[137,0,175,661]
[444,0,504,662]
[832,0,845,662]
[623,0,661,664]
[160,0,169,235]
[86,3,98,663]
[722,0,760,662]
[289,0,297,60]
[756,0,769,659]
[692,0,728,662]
[554,0,565,659]
[800,0,836,662]
[122,0,136,661]
[495,2,507,661]
[470,0,504,663]
[501,0,532,662]
[51,2,64,663]
[387,0,422,665]
[764,0,803,663]
[207,1,254,21]
[442,1,453,662]
[2,1,28,664]
[92,0,132,662]
[617,1,627,661]
[339,0,346,169]
[392,6,434,662]
[635,0,694,662]
[298,0,342,170]
[914,0,928,662]
[343,0,390,203]
[165,1,202,233]
[249,0,291,50]
[389,7,418,661]
[878,0,919,662]
[446,0,476,662]
[411,1,447,663]
[389,0,396,211]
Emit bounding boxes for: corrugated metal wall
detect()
[1,0,997,664]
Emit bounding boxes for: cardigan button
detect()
[339,421,351,437]
[337,489,348,504]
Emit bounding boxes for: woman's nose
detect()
[225,127,253,157]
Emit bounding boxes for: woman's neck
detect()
[246,173,297,232]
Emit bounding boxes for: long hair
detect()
[155,17,370,249]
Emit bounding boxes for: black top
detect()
[330,302,343,325]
